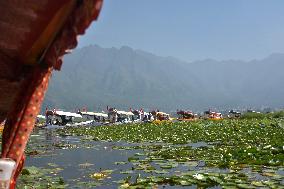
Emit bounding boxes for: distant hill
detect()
[43,45,284,112]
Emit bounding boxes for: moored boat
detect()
[177,110,198,121]
[204,110,223,120]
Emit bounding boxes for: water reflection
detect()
[26,128,143,188]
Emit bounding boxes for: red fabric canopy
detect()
[0,0,103,187]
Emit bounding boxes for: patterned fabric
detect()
[0,0,103,187]
[1,67,52,159]
[1,66,52,188]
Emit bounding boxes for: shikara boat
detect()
[204,110,223,120]
[0,1,103,187]
[177,110,198,121]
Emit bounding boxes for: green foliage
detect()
[59,118,284,167]
[17,166,67,189]
[240,112,267,119]
[241,111,284,120]
[270,111,284,118]
[17,118,284,188]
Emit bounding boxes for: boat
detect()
[204,110,223,120]
[151,111,172,124]
[107,108,118,123]
[80,111,108,125]
[0,0,103,187]
[228,110,241,118]
[45,110,83,126]
[35,115,46,127]
[107,107,138,124]
[116,110,135,124]
[177,110,197,121]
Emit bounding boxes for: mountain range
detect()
[43,45,284,112]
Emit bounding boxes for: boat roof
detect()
[55,111,82,118]
[156,112,169,116]
[37,115,46,119]
[178,111,194,115]
[81,112,108,117]
[117,111,134,116]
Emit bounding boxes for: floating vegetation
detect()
[15,118,284,188]
[90,169,113,180]
[59,119,284,166]
[17,166,67,189]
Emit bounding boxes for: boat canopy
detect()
[94,113,108,117]
[81,111,108,117]
[177,110,194,115]
[55,111,82,118]
[156,112,169,116]
[36,115,46,119]
[117,111,134,116]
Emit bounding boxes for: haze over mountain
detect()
[43,45,284,112]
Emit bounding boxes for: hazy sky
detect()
[78,0,284,62]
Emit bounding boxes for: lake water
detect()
[18,127,284,188]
